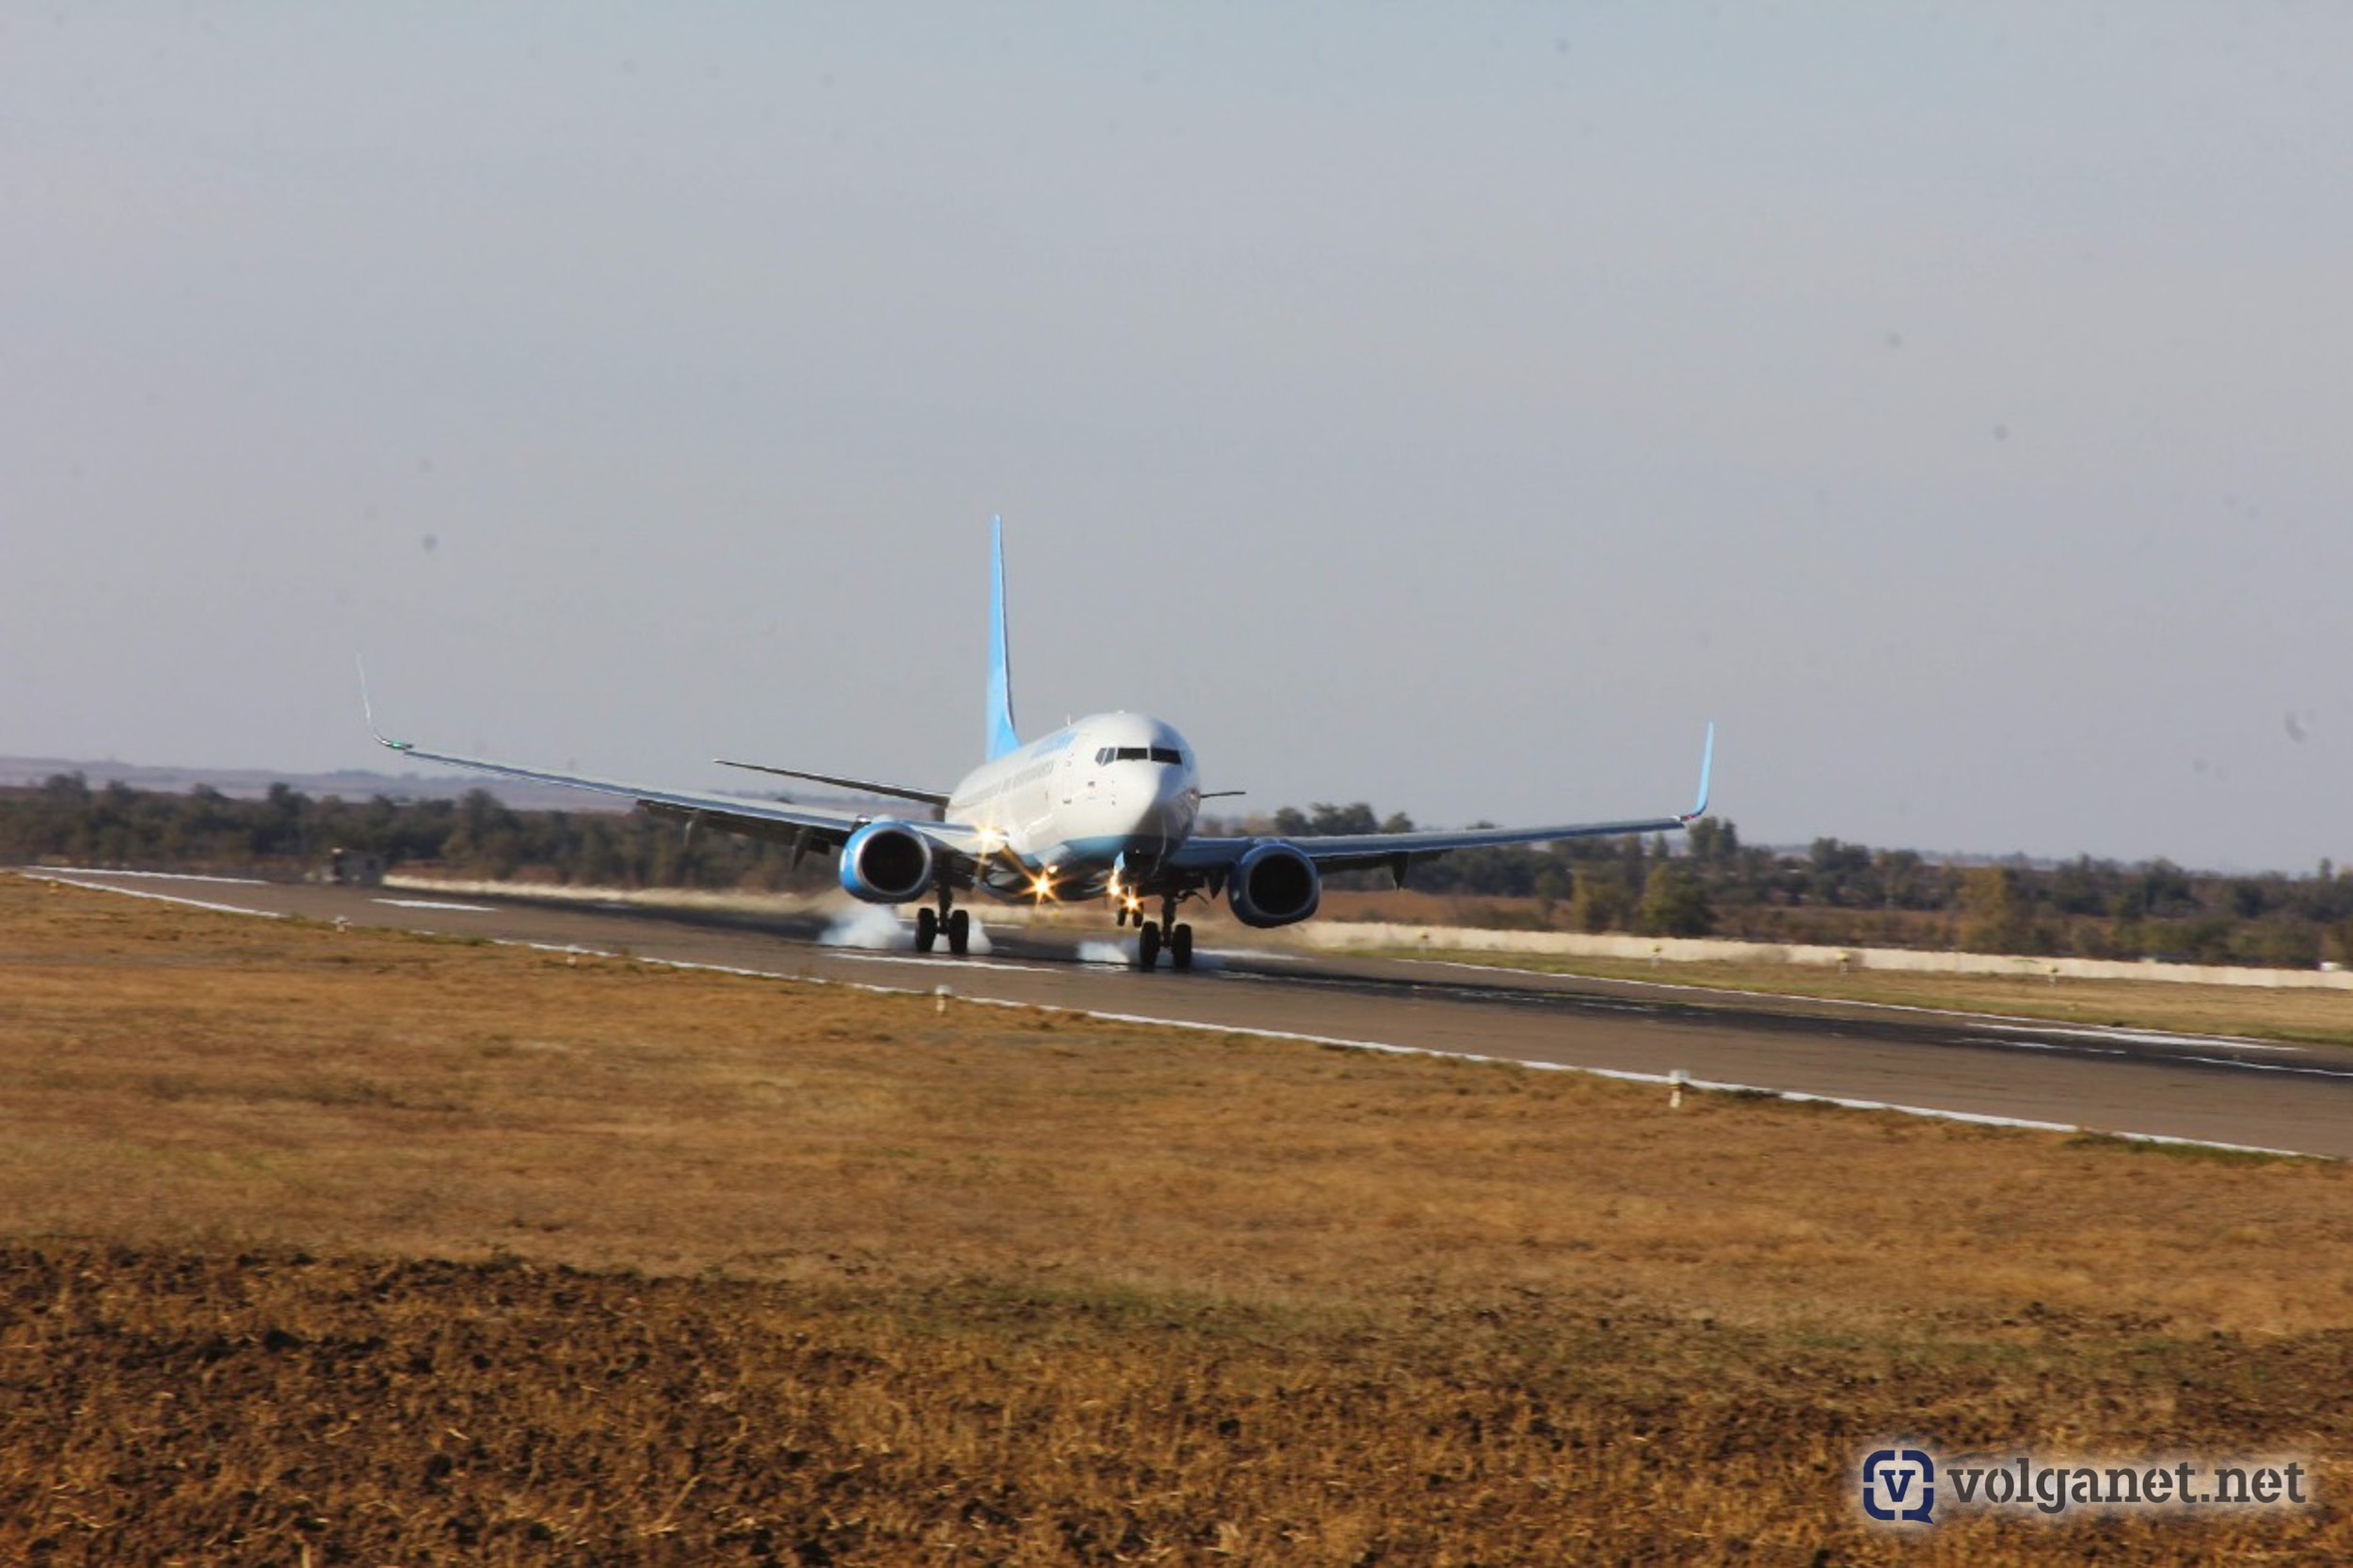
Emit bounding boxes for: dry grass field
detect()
[2,874,2348,1564]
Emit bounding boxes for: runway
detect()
[28,868,2353,1160]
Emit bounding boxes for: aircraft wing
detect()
[1167,813,1698,880]
[369,729,880,841]
[712,758,951,807]
[362,694,994,872]
[1167,724,1715,878]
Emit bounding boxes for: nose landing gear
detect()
[914,892,972,955]
[1134,897,1193,973]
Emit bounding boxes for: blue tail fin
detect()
[984,517,1020,760]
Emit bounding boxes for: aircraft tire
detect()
[1170,922,1193,971]
[948,908,970,955]
[1137,922,1161,971]
[915,906,938,952]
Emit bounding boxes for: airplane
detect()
[364,520,1714,972]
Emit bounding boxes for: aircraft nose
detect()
[1089,762,1198,850]
[1144,767,1197,838]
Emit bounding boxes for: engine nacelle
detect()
[839,821,936,904]
[1227,840,1321,928]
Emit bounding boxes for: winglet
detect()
[1681,722,1716,821]
[984,516,1021,760]
[355,654,411,752]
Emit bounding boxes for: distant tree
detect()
[1618,832,1647,886]
[1872,848,1947,911]
[1636,860,1714,937]
[2136,859,2198,920]
[1270,802,1382,838]
[1532,859,1570,922]
[1684,816,1738,865]
[1805,838,1874,906]
[2179,916,2236,965]
[2228,877,2277,921]
[2048,856,2111,917]
[1570,869,1630,933]
[1458,846,1539,897]
[1957,865,2038,954]
[2236,920,2320,968]
[1311,802,1381,836]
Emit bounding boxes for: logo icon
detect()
[1861,1448,1936,1524]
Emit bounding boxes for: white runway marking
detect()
[24,873,284,920]
[1975,1021,2299,1052]
[1416,957,2300,1053]
[820,951,1056,975]
[375,898,495,912]
[1068,1011,2317,1159]
[1963,1038,2128,1056]
[35,867,268,885]
[2167,1054,2353,1081]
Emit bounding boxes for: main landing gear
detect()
[1134,897,1193,973]
[913,893,970,956]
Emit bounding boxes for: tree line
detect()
[1245,802,2353,967]
[8,774,2350,968]
[0,775,823,896]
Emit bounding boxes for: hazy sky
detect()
[6,6,2346,872]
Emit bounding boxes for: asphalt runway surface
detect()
[29,869,2353,1160]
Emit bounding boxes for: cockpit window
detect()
[1097,745,1185,765]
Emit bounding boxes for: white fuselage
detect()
[945,712,1201,901]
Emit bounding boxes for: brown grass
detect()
[3,875,2349,1564]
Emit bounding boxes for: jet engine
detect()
[839,821,935,904]
[1227,840,1321,928]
